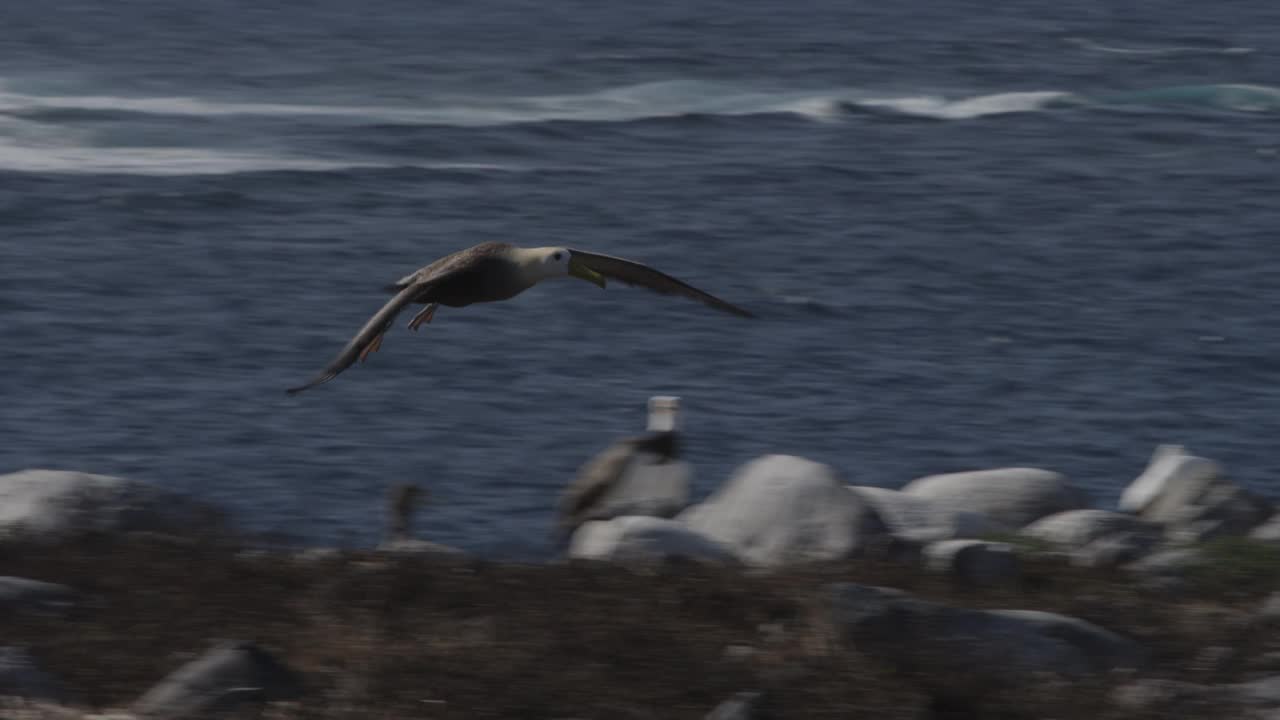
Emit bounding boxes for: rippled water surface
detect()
[2,0,1279,556]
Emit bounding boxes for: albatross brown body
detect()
[286,241,754,395]
[555,430,679,541]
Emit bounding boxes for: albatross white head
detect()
[513,246,607,287]
[647,395,680,432]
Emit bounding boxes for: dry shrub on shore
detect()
[0,529,1275,719]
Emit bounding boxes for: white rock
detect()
[1120,446,1272,541]
[1071,532,1161,569]
[923,540,1020,586]
[1119,444,1215,513]
[679,455,887,567]
[849,486,1004,541]
[568,516,739,565]
[0,469,216,539]
[1022,509,1159,548]
[900,468,1090,528]
[1231,675,1280,706]
[704,691,765,720]
[1262,593,1280,623]
[1114,675,1280,715]
[1126,547,1203,579]
[1250,514,1280,544]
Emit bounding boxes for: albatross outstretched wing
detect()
[285,282,430,395]
[287,244,515,396]
[567,249,756,318]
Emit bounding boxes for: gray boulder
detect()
[900,468,1089,528]
[1115,676,1280,717]
[1022,509,1158,548]
[1232,676,1280,707]
[1251,514,1280,544]
[1127,547,1203,575]
[1119,445,1272,542]
[679,455,887,567]
[132,641,301,719]
[0,469,219,540]
[705,691,767,720]
[0,647,71,704]
[1120,444,1215,513]
[1111,679,1226,715]
[848,485,1004,542]
[830,583,1145,699]
[923,540,1020,586]
[1071,531,1162,569]
[568,516,740,565]
[1261,593,1280,624]
[0,577,76,614]
[1124,547,1205,592]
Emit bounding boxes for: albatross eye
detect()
[553,252,563,261]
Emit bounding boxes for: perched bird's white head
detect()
[522,246,607,288]
[647,395,680,432]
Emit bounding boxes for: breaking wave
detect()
[1065,37,1256,57]
[3,78,1279,175]
[5,79,1279,129]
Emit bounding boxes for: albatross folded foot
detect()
[408,303,438,331]
[358,330,386,363]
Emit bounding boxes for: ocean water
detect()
[2,0,1279,558]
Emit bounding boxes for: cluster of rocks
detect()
[567,444,1279,585]
[0,447,1276,718]
[0,639,299,720]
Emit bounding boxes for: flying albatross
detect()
[286,242,755,395]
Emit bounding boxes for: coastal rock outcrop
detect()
[1119,445,1272,542]
[900,468,1089,528]
[680,455,887,567]
[922,540,1020,586]
[568,516,740,565]
[831,582,1145,700]
[131,641,300,720]
[848,485,1003,542]
[1022,509,1158,548]
[0,469,219,540]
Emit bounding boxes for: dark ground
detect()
[1,528,1277,719]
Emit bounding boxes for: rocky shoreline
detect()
[1,443,1277,719]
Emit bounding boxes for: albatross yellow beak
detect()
[568,255,607,288]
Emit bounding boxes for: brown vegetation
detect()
[0,529,1276,719]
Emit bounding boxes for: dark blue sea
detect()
[2,0,1278,558]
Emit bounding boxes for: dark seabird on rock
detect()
[555,395,690,542]
[286,242,755,395]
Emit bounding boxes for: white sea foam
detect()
[855,91,1073,120]
[0,79,869,127]
[0,142,377,175]
[6,77,1279,133]
[0,122,534,175]
[4,77,1279,175]
[1066,37,1255,57]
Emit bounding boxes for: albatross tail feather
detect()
[286,283,426,396]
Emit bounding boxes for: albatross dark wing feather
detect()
[568,249,756,318]
[287,242,516,396]
[286,282,430,395]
